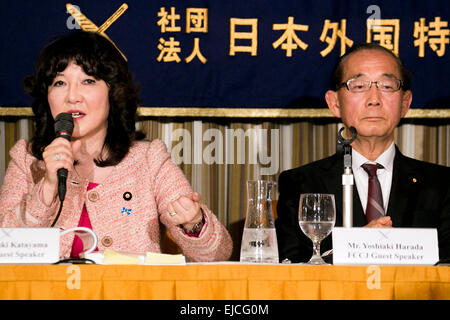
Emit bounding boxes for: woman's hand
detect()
[165,192,204,231]
[41,138,81,205]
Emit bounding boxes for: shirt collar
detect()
[352,141,395,172]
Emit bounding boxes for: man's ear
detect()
[325,90,341,118]
[401,90,412,118]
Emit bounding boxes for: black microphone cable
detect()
[50,201,64,227]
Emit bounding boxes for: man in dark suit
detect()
[276,43,450,263]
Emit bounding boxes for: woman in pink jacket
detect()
[0,31,232,262]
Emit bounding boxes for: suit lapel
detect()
[387,148,421,226]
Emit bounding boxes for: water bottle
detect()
[240,180,279,263]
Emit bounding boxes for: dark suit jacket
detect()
[275,146,450,262]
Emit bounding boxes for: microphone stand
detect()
[337,127,357,228]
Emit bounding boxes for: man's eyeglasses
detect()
[338,78,403,93]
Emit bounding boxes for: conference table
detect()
[0,263,448,300]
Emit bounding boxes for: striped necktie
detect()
[361,163,385,222]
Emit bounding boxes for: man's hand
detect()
[364,216,392,228]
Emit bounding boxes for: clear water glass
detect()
[298,193,335,265]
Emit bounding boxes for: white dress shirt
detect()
[352,142,395,215]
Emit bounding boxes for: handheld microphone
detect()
[54,113,74,202]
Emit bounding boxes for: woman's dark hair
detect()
[23,31,145,167]
[329,42,412,92]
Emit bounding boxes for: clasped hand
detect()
[164,192,203,231]
[364,216,392,228]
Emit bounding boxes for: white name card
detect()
[0,228,60,264]
[332,227,439,265]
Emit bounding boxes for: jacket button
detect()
[88,191,99,202]
[101,236,113,247]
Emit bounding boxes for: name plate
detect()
[0,228,60,264]
[332,227,439,265]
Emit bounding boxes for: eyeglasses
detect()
[339,78,403,93]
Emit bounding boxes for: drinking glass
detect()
[298,193,335,265]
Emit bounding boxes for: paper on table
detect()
[102,249,140,265]
[84,250,186,265]
[145,252,186,265]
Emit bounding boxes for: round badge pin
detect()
[123,192,132,201]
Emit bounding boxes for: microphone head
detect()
[54,113,74,137]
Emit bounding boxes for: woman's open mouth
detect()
[70,112,85,119]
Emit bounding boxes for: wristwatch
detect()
[182,215,205,234]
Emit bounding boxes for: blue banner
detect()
[0,0,449,111]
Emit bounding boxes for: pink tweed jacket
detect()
[0,139,232,261]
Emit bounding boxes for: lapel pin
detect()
[121,207,132,215]
[412,178,417,183]
[123,191,132,201]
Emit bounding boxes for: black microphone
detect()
[337,126,357,146]
[54,113,74,202]
[337,127,357,157]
